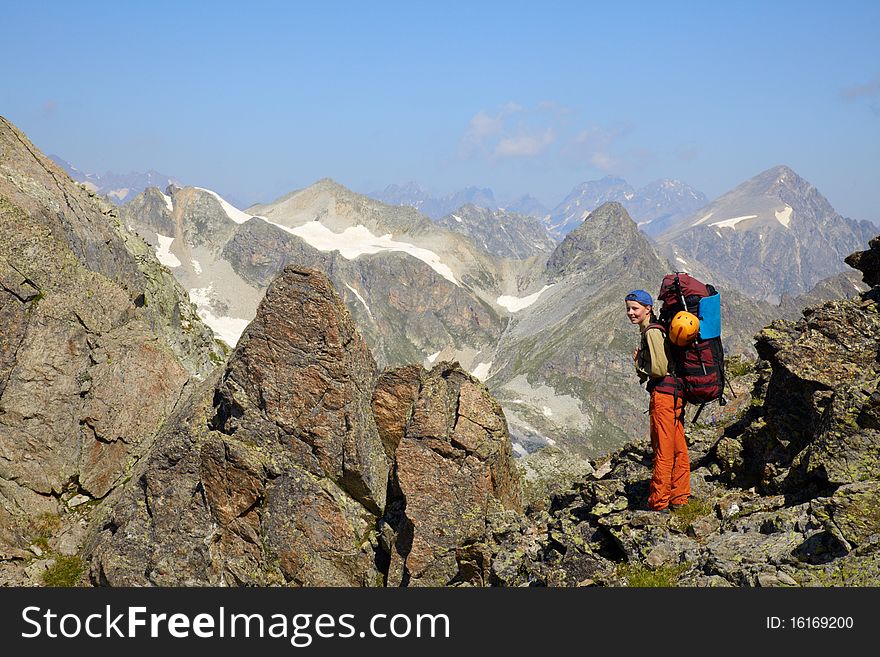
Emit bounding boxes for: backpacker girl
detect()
[625,289,690,513]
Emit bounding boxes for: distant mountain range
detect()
[48,155,181,205]
[367,178,707,238]
[543,176,708,239]
[368,183,515,220]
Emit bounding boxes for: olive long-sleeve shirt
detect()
[634,315,673,383]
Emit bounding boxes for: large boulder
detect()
[90,266,389,586]
[374,362,522,586]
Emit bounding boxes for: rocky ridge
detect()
[436,204,556,260]
[0,115,223,582]
[88,265,521,587]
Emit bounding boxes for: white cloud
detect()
[460,102,562,160]
[590,152,617,171]
[494,129,555,158]
[460,103,524,157]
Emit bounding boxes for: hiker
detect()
[625,289,690,513]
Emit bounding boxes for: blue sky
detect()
[3,1,878,220]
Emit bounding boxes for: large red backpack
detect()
[653,273,727,412]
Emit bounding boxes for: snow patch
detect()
[264,220,461,287]
[675,256,689,267]
[512,443,529,457]
[345,284,372,317]
[195,187,252,224]
[775,205,793,228]
[452,214,463,223]
[155,234,181,268]
[191,259,202,275]
[709,215,758,230]
[427,351,442,364]
[497,285,553,313]
[471,361,492,381]
[161,192,174,213]
[188,285,250,347]
[542,406,553,417]
[693,211,714,226]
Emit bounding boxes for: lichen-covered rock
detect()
[811,482,880,553]
[90,266,388,586]
[0,116,221,583]
[214,266,389,514]
[374,362,522,586]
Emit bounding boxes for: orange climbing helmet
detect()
[669,311,700,347]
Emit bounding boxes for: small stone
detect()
[67,494,91,508]
[645,544,677,568]
[776,571,799,587]
[29,545,44,557]
[757,572,781,587]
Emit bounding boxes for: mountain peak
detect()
[659,165,874,303]
[544,201,658,279]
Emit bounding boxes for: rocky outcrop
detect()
[88,266,523,586]
[0,115,222,585]
[214,267,389,514]
[374,363,522,586]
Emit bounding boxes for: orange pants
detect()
[648,390,690,510]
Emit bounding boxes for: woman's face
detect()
[625,300,651,324]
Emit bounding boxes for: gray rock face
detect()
[0,116,221,586]
[545,202,665,281]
